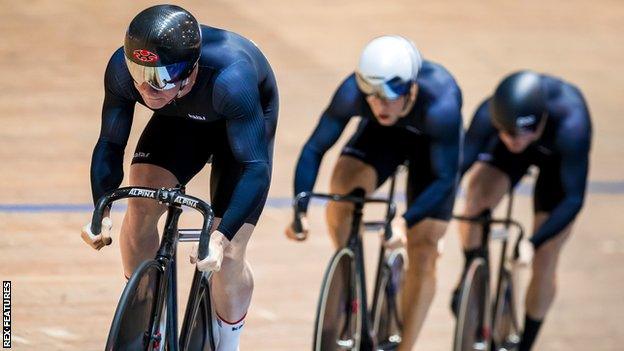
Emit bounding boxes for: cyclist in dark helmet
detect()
[455,70,592,351]
[285,35,463,350]
[80,5,279,350]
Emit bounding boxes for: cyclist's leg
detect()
[399,218,447,351]
[120,164,177,278]
[207,117,274,350]
[397,144,454,350]
[327,155,377,247]
[121,114,211,277]
[520,162,573,351]
[327,120,404,248]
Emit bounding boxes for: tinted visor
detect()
[355,72,412,100]
[125,58,195,90]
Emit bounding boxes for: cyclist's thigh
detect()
[465,140,532,211]
[334,119,409,193]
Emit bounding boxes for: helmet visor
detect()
[125,58,195,91]
[355,72,412,100]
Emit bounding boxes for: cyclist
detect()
[285,35,463,350]
[80,5,278,350]
[456,70,591,350]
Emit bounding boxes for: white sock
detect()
[215,313,245,351]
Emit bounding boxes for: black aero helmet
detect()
[124,5,201,90]
[489,71,547,135]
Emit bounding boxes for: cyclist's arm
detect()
[293,75,359,212]
[213,61,272,240]
[530,114,591,248]
[90,56,136,204]
[402,94,462,227]
[461,99,498,176]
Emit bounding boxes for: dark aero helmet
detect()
[489,71,547,135]
[124,5,202,90]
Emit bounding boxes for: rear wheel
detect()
[492,270,520,351]
[313,248,362,351]
[373,249,406,351]
[106,260,166,351]
[453,258,490,351]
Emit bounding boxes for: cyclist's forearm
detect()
[531,195,583,248]
[293,145,324,212]
[90,140,125,204]
[402,177,455,227]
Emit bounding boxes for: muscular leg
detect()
[519,213,573,350]
[398,219,447,351]
[211,220,255,323]
[326,156,377,248]
[459,162,511,249]
[120,164,178,278]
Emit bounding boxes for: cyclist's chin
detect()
[375,114,400,126]
[143,97,172,110]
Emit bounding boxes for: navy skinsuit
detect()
[91,25,279,240]
[462,75,591,248]
[293,61,463,227]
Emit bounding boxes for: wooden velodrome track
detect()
[1,0,623,350]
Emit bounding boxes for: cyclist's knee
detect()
[127,198,166,221]
[464,164,508,215]
[329,156,377,194]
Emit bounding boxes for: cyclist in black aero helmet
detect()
[455,70,592,350]
[81,5,279,350]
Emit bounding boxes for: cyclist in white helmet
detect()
[286,35,463,350]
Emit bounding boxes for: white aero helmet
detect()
[355,35,423,100]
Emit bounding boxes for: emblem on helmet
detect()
[133,49,159,62]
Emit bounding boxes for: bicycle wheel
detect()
[313,248,362,351]
[453,258,490,351]
[106,260,166,351]
[180,270,214,351]
[492,270,520,351]
[373,249,406,351]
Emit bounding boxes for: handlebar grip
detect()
[293,214,304,234]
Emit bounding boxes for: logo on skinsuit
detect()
[174,196,198,208]
[133,49,158,63]
[129,188,157,198]
[188,114,207,121]
[134,152,150,159]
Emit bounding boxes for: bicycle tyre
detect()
[313,248,362,351]
[372,249,406,351]
[180,270,214,351]
[492,270,520,351]
[453,258,490,351]
[105,260,165,351]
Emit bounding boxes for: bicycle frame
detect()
[295,175,399,350]
[92,186,215,351]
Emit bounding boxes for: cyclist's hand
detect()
[81,217,113,250]
[285,215,309,241]
[517,239,535,266]
[190,230,228,272]
[383,217,407,251]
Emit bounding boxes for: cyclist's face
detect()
[366,95,406,126]
[134,81,181,109]
[499,130,539,153]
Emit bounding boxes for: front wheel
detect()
[180,270,215,351]
[372,249,406,351]
[105,260,166,351]
[453,258,490,351]
[313,248,362,351]
[492,270,520,350]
